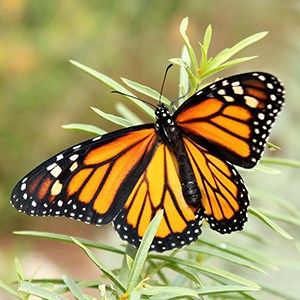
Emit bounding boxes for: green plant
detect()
[2,18,300,299]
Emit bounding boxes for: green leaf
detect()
[91,106,136,127]
[179,17,198,74]
[196,239,278,270]
[0,280,22,299]
[194,284,260,296]
[62,275,91,300]
[14,257,24,281]
[121,77,169,105]
[70,60,153,117]
[62,123,106,135]
[115,102,143,124]
[208,31,268,70]
[169,57,198,93]
[14,231,124,254]
[126,210,164,292]
[249,207,293,239]
[199,24,212,72]
[149,254,260,288]
[261,282,300,300]
[198,56,257,83]
[249,186,300,218]
[253,163,282,174]
[140,286,198,299]
[19,281,67,300]
[178,45,191,99]
[163,263,203,286]
[266,141,281,150]
[187,246,267,274]
[71,237,126,293]
[260,157,300,168]
[255,208,300,227]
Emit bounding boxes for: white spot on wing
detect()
[70,154,79,161]
[244,96,259,108]
[56,154,64,161]
[70,162,78,172]
[51,180,63,196]
[47,163,57,171]
[232,86,244,95]
[50,165,62,178]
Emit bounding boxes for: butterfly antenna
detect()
[159,64,173,104]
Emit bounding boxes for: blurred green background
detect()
[1,0,300,298]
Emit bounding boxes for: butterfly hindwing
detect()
[175,72,285,168]
[11,125,158,225]
[183,136,249,233]
[114,143,203,252]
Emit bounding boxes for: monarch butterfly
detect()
[11,72,284,252]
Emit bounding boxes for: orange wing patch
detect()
[114,143,202,252]
[183,136,249,233]
[176,100,252,159]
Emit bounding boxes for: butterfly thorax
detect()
[155,104,201,208]
[154,104,178,145]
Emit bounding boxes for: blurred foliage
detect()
[1,0,300,299]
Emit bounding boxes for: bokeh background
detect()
[1,0,299,298]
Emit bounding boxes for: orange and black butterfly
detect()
[11,72,285,252]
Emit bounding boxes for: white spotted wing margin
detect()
[10,124,158,225]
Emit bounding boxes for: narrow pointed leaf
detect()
[194,284,260,295]
[260,157,300,168]
[19,281,66,300]
[62,123,106,135]
[255,208,300,226]
[62,275,90,300]
[178,45,191,99]
[249,207,293,239]
[115,102,143,124]
[140,286,198,299]
[194,239,278,270]
[179,17,198,74]
[91,106,136,127]
[0,280,22,299]
[14,231,124,254]
[70,60,153,116]
[209,31,268,69]
[121,78,169,105]
[127,211,164,292]
[149,255,260,288]
[72,237,126,293]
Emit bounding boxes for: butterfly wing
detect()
[182,136,249,233]
[174,72,285,168]
[11,125,158,225]
[114,142,202,252]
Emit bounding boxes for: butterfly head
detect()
[155,104,179,145]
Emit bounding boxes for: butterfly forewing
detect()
[11,125,158,224]
[175,72,285,168]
